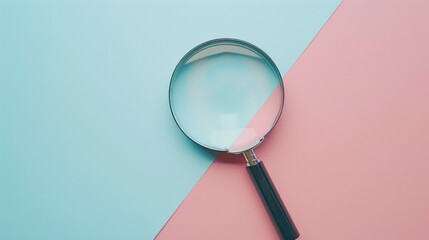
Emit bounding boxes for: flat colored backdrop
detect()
[0,0,341,239]
[158,0,429,239]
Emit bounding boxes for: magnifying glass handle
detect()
[244,150,299,240]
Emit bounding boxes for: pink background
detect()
[157,0,429,239]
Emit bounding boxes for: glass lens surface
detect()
[169,40,283,153]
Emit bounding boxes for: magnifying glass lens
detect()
[170,41,283,153]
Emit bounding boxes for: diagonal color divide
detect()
[157,0,429,239]
[0,1,341,239]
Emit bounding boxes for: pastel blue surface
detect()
[0,0,341,239]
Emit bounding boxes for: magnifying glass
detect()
[169,38,299,240]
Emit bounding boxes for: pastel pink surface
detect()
[157,0,429,239]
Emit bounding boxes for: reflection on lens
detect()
[170,40,283,153]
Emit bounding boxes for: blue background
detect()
[0,0,341,239]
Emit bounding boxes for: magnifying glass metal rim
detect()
[168,38,285,153]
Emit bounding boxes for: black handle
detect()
[247,161,299,240]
